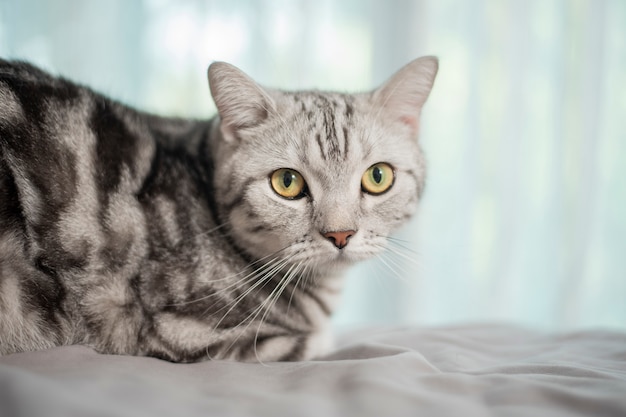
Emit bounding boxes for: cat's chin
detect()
[308,250,378,274]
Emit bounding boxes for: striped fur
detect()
[0,57,437,362]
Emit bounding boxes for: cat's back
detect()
[0,59,210,273]
[0,59,158,223]
[0,59,82,123]
[0,59,220,355]
[0,58,206,169]
[0,58,60,86]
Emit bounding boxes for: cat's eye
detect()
[270,168,307,199]
[361,163,395,195]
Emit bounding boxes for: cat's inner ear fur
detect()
[208,62,275,141]
[372,56,438,137]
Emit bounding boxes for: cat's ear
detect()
[372,56,438,137]
[208,62,275,141]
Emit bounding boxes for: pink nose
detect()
[322,230,356,249]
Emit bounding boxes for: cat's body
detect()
[0,57,437,362]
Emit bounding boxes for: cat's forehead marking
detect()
[291,91,355,163]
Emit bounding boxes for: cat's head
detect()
[207,57,437,273]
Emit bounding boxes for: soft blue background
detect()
[1,0,624,331]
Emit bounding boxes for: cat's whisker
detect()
[384,244,421,269]
[202,257,283,308]
[170,265,262,307]
[170,256,287,341]
[196,221,230,238]
[374,248,412,284]
[252,261,305,364]
[287,261,312,314]
[166,264,266,308]
[303,259,318,288]
[254,261,312,363]
[386,236,418,249]
[386,237,421,257]
[387,259,412,284]
[219,258,297,360]
[209,253,287,293]
[222,258,302,363]
[207,255,292,326]
[215,256,294,332]
[167,246,292,307]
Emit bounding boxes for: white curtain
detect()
[1,0,624,331]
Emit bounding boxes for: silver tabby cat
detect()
[0,56,437,362]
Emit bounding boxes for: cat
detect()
[0,56,437,362]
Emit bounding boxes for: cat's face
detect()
[208,57,437,272]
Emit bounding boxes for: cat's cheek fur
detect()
[227,182,311,258]
[228,206,288,256]
[371,187,420,233]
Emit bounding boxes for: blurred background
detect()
[1,0,624,331]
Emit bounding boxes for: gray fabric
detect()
[1,325,625,417]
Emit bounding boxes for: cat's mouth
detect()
[316,243,383,270]
[277,247,362,273]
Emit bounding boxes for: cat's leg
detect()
[138,307,331,363]
[0,154,75,353]
[0,232,72,354]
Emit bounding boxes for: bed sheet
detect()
[1,324,625,417]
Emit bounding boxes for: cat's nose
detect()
[322,230,356,249]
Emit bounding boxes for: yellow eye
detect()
[361,163,395,195]
[270,168,306,199]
